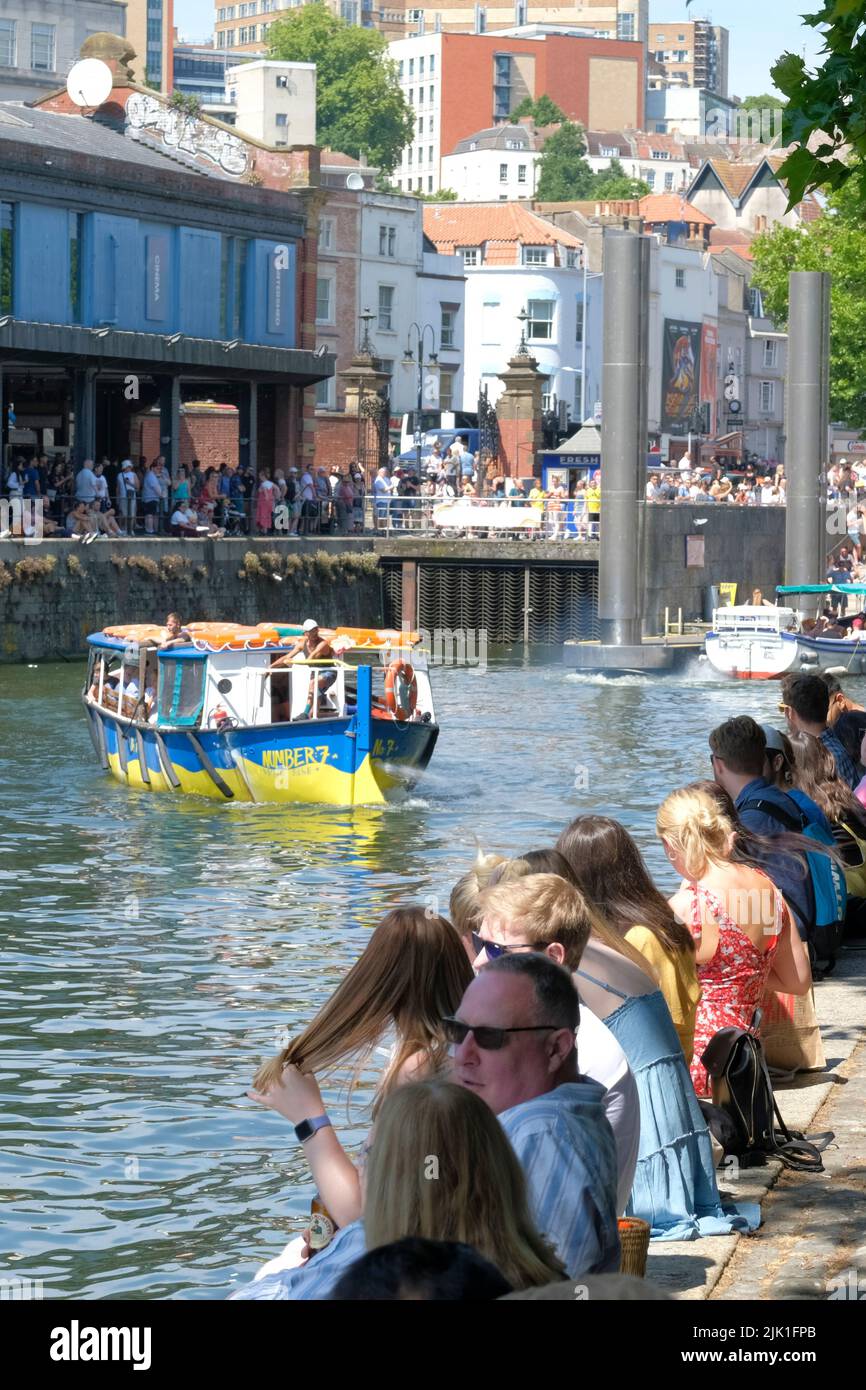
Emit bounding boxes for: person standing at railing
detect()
[350,464,365,534]
[373,466,391,531]
[585,474,601,540]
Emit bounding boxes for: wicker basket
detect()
[617,1218,651,1277]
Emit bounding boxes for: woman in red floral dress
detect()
[658,782,812,1097]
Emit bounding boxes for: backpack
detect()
[700,1011,832,1172]
[740,796,847,973]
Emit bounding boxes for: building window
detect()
[523,246,549,266]
[518,164,526,183]
[575,297,584,343]
[225,30,236,46]
[319,216,335,251]
[315,375,334,409]
[499,163,508,182]
[1,201,13,316]
[763,339,778,369]
[493,53,511,120]
[428,175,433,191]
[428,85,434,103]
[316,276,333,324]
[429,54,435,72]
[617,13,635,41]
[399,60,404,78]
[409,58,414,75]
[599,145,619,158]
[276,74,292,89]
[407,147,413,164]
[750,287,764,317]
[216,32,226,47]
[440,304,457,348]
[408,88,413,104]
[428,146,433,164]
[460,247,479,267]
[419,55,424,74]
[31,22,56,71]
[566,249,578,268]
[645,169,655,188]
[428,116,434,133]
[0,19,16,67]
[275,113,288,127]
[378,284,395,331]
[439,369,453,411]
[651,149,670,160]
[418,116,423,134]
[379,225,396,257]
[675,268,686,289]
[664,171,674,190]
[760,380,776,414]
[527,299,554,340]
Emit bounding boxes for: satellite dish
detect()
[66,58,113,109]
[346,172,364,190]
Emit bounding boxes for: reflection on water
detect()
[2,657,862,1298]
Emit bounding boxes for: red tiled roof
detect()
[423,202,584,257]
[797,194,823,223]
[709,228,756,261]
[638,193,715,226]
[319,149,361,168]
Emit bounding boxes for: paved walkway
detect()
[645,942,866,1300]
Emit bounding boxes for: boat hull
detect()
[705,630,866,680]
[90,707,438,806]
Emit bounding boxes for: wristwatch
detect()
[294,1114,332,1144]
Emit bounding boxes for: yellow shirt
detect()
[585,485,601,516]
[625,926,701,1064]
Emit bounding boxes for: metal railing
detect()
[372,495,600,540]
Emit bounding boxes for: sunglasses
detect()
[442,1016,559,1051]
[470,931,550,959]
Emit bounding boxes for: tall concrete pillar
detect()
[785,272,831,592]
[72,367,97,466]
[598,230,649,646]
[157,375,181,482]
[239,381,258,479]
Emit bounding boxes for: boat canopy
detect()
[776,583,866,596]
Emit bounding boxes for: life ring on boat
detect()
[384,660,417,722]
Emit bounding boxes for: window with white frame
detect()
[318,216,335,252]
[599,145,619,158]
[216,31,225,46]
[527,299,554,340]
[378,284,395,331]
[31,22,56,71]
[0,19,16,67]
[440,304,458,348]
[575,298,584,342]
[460,247,479,267]
[419,56,425,74]
[428,116,433,133]
[565,248,578,268]
[379,225,396,257]
[408,87,413,103]
[675,267,685,289]
[316,276,334,325]
[499,163,508,182]
[523,246,549,266]
[429,86,434,103]
[652,149,670,160]
[429,54,435,72]
[750,286,764,317]
[518,164,526,183]
[225,30,236,45]
[664,171,674,190]
[541,386,554,411]
[409,57,414,75]
[645,168,655,188]
[439,369,454,412]
[315,374,334,408]
[428,175,433,191]
[417,116,423,134]
[428,145,433,163]
[763,339,778,368]
[760,380,776,414]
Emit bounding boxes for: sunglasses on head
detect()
[442,1016,560,1051]
[470,931,550,960]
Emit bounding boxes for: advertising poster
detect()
[700,322,719,437]
[662,319,702,434]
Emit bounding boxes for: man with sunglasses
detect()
[448,953,620,1277]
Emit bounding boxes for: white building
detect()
[0,0,127,102]
[584,130,692,194]
[423,201,599,426]
[225,58,316,147]
[441,124,542,202]
[646,85,739,141]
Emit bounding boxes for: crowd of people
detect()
[225,673,864,1302]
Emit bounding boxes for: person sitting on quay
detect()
[780,673,861,790]
[231,952,620,1299]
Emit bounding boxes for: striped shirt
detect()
[820,728,860,791]
[230,1080,620,1300]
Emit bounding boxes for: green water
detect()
[0,656,846,1299]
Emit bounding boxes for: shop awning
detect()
[0,318,334,385]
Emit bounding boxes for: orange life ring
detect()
[384,659,417,722]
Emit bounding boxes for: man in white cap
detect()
[270,619,338,717]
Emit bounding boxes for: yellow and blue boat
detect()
[83,621,438,806]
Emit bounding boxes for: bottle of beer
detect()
[309,1192,336,1253]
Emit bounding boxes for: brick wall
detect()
[131,409,240,472]
[314,415,361,473]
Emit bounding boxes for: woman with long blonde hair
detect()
[658,783,811,1098]
[248,908,473,1230]
[479,853,751,1241]
[363,1081,567,1291]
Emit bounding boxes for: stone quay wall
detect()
[0,539,382,663]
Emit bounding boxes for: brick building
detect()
[389,27,645,195]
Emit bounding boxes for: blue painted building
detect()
[0,99,331,477]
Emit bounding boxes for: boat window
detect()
[158,657,206,727]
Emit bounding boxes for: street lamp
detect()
[515,307,530,358]
[358,307,375,353]
[403,321,437,482]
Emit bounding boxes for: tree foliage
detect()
[535,127,648,202]
[738,92,786,111]
[267,3,413,174]
[511,94,568,126]
[771,0,866,208]
[752,174,866,425]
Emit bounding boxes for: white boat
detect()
[705,584,866,680]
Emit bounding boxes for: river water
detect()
[2,656,861,1299]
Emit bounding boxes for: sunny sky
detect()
[172,0,827,99]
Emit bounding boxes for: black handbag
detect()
[700,1010,833,1173]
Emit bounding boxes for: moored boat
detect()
[704,583,866,680]
[82,621,438,806]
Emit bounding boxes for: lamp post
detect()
[358,307,374,353]
[403,321,438,483]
